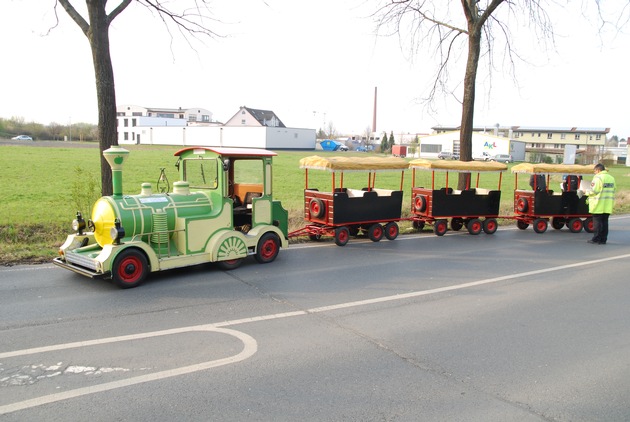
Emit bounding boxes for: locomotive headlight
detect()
[92,198,117,247]
[72,212,86,235]
[110,219,126,245]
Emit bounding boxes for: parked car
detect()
[11,135,33,141]
[491,153,513,163]
[473,152,491,161]
[338,145,349,151]
[438,151,459,160]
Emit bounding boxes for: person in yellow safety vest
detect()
[583,163,616,245]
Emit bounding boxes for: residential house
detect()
[117,104,314,150]
[224,106,285,128]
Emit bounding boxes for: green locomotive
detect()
[53,146,288,288]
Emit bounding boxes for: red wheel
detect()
[335,226,350,246]
[567,217,583,233]
[467,218,483,235]
[384,222,399,240]
[309,198,325,219]
[584,217,594,233]
[368,224,384,242]
[414,195,427,212]
[255,232,280,263]
[482,218,498,234]
[112,249,148,289]
[434,219,448,236]
[516,197,528,213]
[533,218,548,234]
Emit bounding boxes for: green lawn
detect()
[1,143,628,263]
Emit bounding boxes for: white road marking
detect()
[0,327,257,415]
[2,251,630,414]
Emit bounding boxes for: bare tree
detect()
[325,120,338,139]
[363,125,373,150]
[374,0,554,187]
[54,0,219,195]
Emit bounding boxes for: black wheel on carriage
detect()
[433,219,448,236]
[335,227,350,246]
[112,249,149,289]
[412,220,425,231]
[368,224,384,242]
[384,222,399,240]
[532,218,548,234]
[467,218,483,235]
[584,217,594,233]
[482,218,498,234]
[309,198,326,219]
[516,197,529,213]
[551,217,565,230]
[450,218,464,231]
[255,232,280,263]
[567,217,583,233]
[308,233,322,241]
[516,220,529,230]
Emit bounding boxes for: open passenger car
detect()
[511,163,594,233]
[409,159,508,236]
[291,155,408,246]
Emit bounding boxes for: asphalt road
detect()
[1,218,630,421]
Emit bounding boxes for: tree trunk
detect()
[458,26,482,189]
[86,1,117,196]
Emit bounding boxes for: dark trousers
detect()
[592,213,610,243]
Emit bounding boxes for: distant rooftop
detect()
[432,125,609,134]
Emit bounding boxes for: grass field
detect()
[1,143,629,264]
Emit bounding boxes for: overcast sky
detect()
[2,0,629,138]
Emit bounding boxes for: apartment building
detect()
[432,125,609,163]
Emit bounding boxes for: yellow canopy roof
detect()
[408,159,507,172]
[511,163,595,174]
[299,155,408,172]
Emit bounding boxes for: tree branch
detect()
[57,0,89,36]
[107,0,133,25]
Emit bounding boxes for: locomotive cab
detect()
[174,147,288,237]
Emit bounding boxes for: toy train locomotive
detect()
[53,147,599,288]
[54,146,288,288]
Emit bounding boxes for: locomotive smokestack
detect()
[372,86,377,133]
[103,146,130,198]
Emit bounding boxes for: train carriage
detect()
[53,146,288,288]
[290,155,408,246]
[511,163,594,233]
[409,159,508,236]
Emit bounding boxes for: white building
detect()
[417,131,517,160]
[117,105,315,150]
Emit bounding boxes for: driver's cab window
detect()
[232,159,264,207]
[233,159,263,186]
[183,158,218,189]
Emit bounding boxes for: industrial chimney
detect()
[372,87,377,133]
